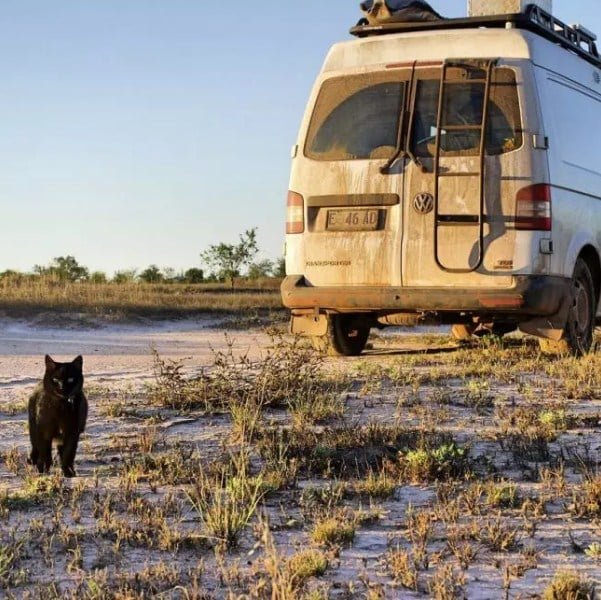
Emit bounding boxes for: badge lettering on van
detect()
[494,260,514,270]
[306,260,352,267]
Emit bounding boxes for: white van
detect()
[281,5,601,356]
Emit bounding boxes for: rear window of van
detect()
[411,68,523,157]
[305,67,522,161]
[305,72,406,161]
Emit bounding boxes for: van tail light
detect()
[286,191,304,234]
[515,184,552,231]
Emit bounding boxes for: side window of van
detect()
[411,68,522,157]
[305,74,406,161]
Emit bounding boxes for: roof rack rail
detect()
[350,4,601,69]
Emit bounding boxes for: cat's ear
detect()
[45,355,56,370]
[72,355,83,370]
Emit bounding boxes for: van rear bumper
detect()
[280,275,570,317]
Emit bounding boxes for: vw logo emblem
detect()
[413,192,434,215]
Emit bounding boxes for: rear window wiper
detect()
[379,147,407,174]
[406,147,427,173]
[380,147,426,174]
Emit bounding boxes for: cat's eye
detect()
[67,378,74,383]
[52,378,60,384]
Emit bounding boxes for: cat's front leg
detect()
[60,433,79,478]
[76,393,88,434]
[37,439,52,474]
[28,447,39,467]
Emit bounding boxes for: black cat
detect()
[28,355,88,477]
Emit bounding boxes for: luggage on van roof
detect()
[351,3,601,69]
[358,0,443,26]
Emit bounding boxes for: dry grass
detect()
[4,329,601,596]
[187,451,266,551]
[0,275,283,319]
[151,333,340,415]
[310,514,356,547]
[543,571,594,599]
[258,519,329,599]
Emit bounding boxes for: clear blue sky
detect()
[1,1,599,274]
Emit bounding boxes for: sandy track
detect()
[0,318,270,404]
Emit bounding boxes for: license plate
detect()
[326,209,381,231]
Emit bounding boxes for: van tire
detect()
[311,314,370,356]
[539,258,596,356]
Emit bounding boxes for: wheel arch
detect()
[578,245,601,311]
[564,233,596,278]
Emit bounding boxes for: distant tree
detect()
[112,269,137,284]
[200,228,259,290]
[274,257,286,278]
[184,267,204,283]
[89,271,108,284]
[138,265,164,283]
[247,259,274,280]
[33,256,89,282]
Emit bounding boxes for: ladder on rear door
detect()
[433,59,496,273]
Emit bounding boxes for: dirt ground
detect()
[0,318,270,406]
[2,318,601,599]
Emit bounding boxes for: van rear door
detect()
[402,61,525,288]
[294,67,414,287]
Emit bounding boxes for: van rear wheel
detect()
[539,258,596,356]
[311,314,370,356]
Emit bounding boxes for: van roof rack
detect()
[350,4,601,69]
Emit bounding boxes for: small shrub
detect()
[585,543,601,560]
[542,571,593,600]
[229,396,264,443]
[477,517,520,552]
[405,507,434,566]
[386,549,419,590]
[151,334,339,414]
[353,469,396,499]
[311,515,355,547]
[0,537,26,588]
[289,391,344,428]
[258,519,326,599]
[1,448,23,474]
[187,452,265,551]
[286,550,328,584]
[401,443,470,482]
[485,481,521,509]
[429,564,465,600]
[5,471,65,510]
[300,484,345,521]
[570,475,601,518]
[539,409,570,432]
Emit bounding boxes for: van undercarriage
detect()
[282,273,581,355]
